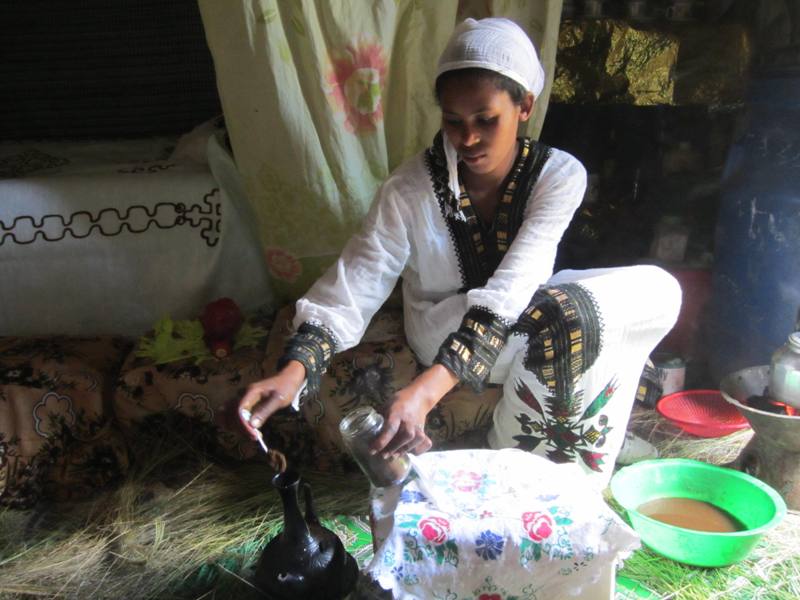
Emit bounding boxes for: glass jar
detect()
[339,406,411,488]
[769,332,800,408]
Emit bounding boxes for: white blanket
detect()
[0,135,272,336]
[368,449,639,600]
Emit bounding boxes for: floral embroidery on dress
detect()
[511,377,617,471]
[326,41,387,134]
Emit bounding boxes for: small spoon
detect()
[241,409,270,455]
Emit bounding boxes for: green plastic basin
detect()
[610,458,786,567]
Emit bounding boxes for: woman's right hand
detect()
[238,360,306,439]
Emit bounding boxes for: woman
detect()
[239,18,678,480]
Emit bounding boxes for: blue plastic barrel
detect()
[709,68,800,382]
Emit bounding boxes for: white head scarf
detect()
[435,18,545,219]
[436,17,545,97]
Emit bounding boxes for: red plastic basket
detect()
[656,389,750,438]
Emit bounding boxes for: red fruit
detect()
[200,298,243,339]
[200,298,243,358]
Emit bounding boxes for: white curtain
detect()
[198,0,563,302]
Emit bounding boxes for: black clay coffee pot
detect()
[254,470,359,599]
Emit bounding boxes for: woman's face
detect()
[439,75,533,182]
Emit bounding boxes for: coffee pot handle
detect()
[302,481,321,525]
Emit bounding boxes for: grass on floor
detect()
[1,409,798,599]
[0,424,369,599]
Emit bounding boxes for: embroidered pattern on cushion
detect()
[1,188,221,248]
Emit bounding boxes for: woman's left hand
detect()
[369,364,458,458]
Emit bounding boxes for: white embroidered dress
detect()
[292,135,587,385]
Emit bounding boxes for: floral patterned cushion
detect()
[0,306,505,506]
[112,310,320,469]
[0,336,133,508]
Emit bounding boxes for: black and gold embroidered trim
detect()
[424,132,553,292]
[513,283,603,399]
[434,305,511,391]
[279,321,337,398]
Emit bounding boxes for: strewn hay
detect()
[1,409,797,599]
[0,426,369,600]
[628,406,753,466]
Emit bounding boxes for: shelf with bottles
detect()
[543,102,738,272]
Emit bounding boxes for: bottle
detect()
[769,332,800,409]
[339,406,411,487]
[253,470,358,600]
[650,215,689,263]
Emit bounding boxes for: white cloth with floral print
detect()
[367,449,639,600]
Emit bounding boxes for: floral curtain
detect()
[198,0,563,302]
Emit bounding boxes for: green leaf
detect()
[396,514,420,529]
[444,541,459,567]
[174,319,204,341]
[556,517,573,526]
[533,542,542,561]
[580,377,618,420]
[135,317,208,365]
[233,323,269,350]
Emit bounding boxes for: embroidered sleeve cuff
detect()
[278,321,337,399]
[434,306,510,392]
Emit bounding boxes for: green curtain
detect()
[198,0,562,302]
